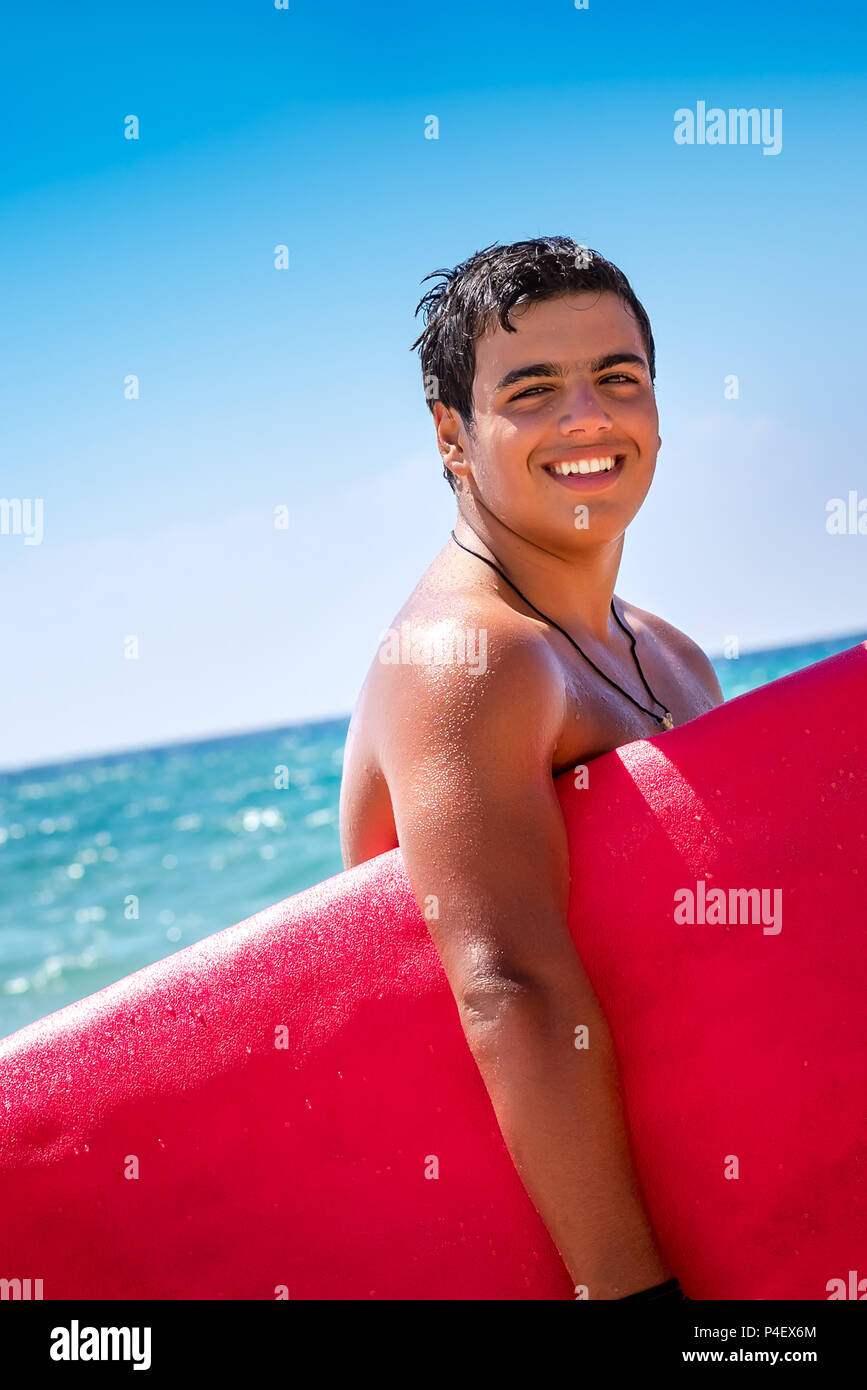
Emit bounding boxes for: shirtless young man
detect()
[339,237,724,1300]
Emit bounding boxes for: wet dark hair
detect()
[410,236,656,492]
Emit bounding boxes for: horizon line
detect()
[2,625,865,779]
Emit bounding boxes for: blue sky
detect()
[1,1,865,769]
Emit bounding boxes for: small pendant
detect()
[660,710,674,731]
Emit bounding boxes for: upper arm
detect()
[641,611,725,708]
[377,618,580,1004]
[674,632,725,706]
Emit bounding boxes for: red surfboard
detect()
[0,643,865,1300]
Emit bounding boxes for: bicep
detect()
[379,639,578,1001]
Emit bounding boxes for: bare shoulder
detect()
[621,601,725,706]
[341,591,568,868]
[371,591,568,766]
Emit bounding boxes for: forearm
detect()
[460,972,671,1299]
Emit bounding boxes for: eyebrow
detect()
[492,353,648,395]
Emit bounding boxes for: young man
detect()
[338,237,724,1300]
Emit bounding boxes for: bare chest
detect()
[550,641,717,772]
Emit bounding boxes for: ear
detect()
[433,402,471,484]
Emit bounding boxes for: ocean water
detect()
[1,631,864,1041]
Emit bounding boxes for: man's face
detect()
[437,290,660,548]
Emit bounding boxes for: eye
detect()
[600,373,638,385]
[510,385,552,400]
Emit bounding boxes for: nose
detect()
[556,377,614,437]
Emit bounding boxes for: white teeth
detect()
[549,457,617,476]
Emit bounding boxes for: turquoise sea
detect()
[1,631,864,1042]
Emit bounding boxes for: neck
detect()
[453,500,624,644]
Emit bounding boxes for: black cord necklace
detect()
[449,529,674,731]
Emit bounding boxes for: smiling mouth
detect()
[542,454,626,487]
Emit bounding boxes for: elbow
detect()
[457,968,545,1027]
